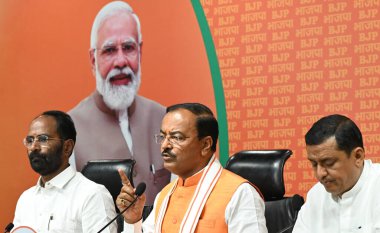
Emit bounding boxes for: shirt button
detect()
[172,218,177,224]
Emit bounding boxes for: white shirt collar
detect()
[334,160,369,200]
[35,165,76,192]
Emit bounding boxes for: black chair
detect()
[225,150,304,233]
[81,159,135,233]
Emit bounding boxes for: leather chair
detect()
[225,150,304,233]
[81,159,135,233]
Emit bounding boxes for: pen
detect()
[150,164,155,175]
[48,214,53,230]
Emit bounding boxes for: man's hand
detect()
[116,169,146,224]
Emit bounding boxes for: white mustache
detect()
[106,67,134,82]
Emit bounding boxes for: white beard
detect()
[95,64,141,111]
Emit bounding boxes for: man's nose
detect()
[28,145,41,156]
[316,164,328,180]
[160,137,173,150]
[113,49,129,68]
[29,139,42,150]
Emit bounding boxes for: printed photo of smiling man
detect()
[68,1,171,206]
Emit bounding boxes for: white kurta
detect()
[293,160,380,233]
[13,166,117,233]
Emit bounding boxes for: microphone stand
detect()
[97,197,139,233]
[98,182,146,233]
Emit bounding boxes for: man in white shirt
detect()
[116,103,267,233]
[13,110,117,233]
[293,114,380,233]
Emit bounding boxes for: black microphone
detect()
[4,223,14,233]
[97,182,146,233]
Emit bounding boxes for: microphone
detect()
[97,182,146,233]
[4,223,14,233]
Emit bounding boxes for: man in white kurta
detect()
[293,160,380,232]
[13,165,117,233]
[13,110,116,233]
[293,114,380,233]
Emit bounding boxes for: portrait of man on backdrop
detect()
[68,1,170,206]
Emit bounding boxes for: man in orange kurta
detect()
[117,103,268,233]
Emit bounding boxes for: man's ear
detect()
[201,136,213,156]
[352,147,365,167]
[63,139,75,158]
[89,49,96,76]
[139,41,143,59]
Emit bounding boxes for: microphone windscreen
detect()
[135,182,146,197]
[5,222,14,232]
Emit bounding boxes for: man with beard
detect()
[69,1,170,207]
[293,114,380,232]
[13,111,117,232]
[116,103,268,233]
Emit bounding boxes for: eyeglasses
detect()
[95,41,139,61]
[154,133,190,146]
[23,135,63,148]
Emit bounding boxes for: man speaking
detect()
[116,103,268,232]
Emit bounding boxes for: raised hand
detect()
[116,169,146,224]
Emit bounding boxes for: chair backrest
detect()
[81,159,135,233]
[225,150,304,233]
[265,194,304,233]
[225,149,291,201]
[81,159,136,202]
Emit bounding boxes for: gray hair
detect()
[90,1,142,49]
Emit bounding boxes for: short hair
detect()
[166,103,219,152]
[37,110,77,144]
[305,114,363,155]
[90,1,142,49]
